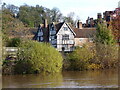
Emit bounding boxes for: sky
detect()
[2,0,120,23]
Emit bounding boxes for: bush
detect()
[88,63,102,70]
[65,45,95,71]
[15,40,63,74]
[2,60,15,75]
[7,38,21,47]
[96,44,118,69]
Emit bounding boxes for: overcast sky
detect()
[2,0,120,23]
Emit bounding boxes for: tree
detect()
[2,8,25,38]
[15,41,63,74]
[18,5,48,27]
[7,4,19,17]
[63,12,75,25]
[95,23,118,68]
[96,23,116,45]
[50,7,63,22]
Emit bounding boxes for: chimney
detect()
[97,13,102,19]
[44,19,47,28]
[77,20,82,29]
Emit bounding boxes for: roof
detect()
[49,22,64,33]
[72,27,96,38]
[55,22,64,33]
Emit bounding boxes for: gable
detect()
[56,22,76,36]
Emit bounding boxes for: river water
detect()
[2,69,118,88]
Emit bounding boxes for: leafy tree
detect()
[18,5,47,27]
[15,41,63,74]
[96,23,116,45]
[95,23,118,68]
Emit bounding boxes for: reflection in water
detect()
[2,69,118,88]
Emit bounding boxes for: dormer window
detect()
[51,25,54,30]
[63,27,68,31]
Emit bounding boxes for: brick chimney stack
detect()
[44,19,47,28]
[77,20,82,29]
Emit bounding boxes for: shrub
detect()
[88,63,102,70]
[7,38,21,47]
[66,45,95,71]
[96,44,118,69]
[14,40,63,74]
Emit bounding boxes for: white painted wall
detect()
[57,23,75,51]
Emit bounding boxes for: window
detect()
[38,31,43,36]
[62,44,68,50]
[64,44,68,49]
[79,38,84,42]
[53,45,57,48]
[40,37,43,41]
[51,36,54,39]
[37,36,43,41]
[50,36,56,40]
[51,25,54,31]
[89,38,93,42]
[63,27,68,31]
[62,35,69,40]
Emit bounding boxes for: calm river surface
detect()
[2,69,118,88]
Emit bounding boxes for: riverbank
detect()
[2,60,118,75]
[2,41,118,75]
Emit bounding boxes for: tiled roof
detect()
[72,27,96,38]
